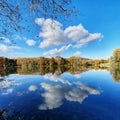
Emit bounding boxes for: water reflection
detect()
[39,81,100,110]
[43,73,71,85]
[110,68,120,82]
[0,67,120,120]
[0,65,119,82]
[28,85,38,92]
[0,75,22,91]
[0,75,100,120]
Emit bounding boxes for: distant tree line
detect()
[0,56,109,69]
[1,52,120,82]
[0,55,109,76]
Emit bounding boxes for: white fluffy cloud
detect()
[35,18,66,48]
[39,83,64,110]
[26,39,36,46]
[64,24,89,41]
[28,85,38,91]
[43,73,71,85]
[43,44,71,57]
[35,18,103,49]
[39,82,100,110]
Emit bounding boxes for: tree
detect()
[113,48,120,62]
[0,0,77,38]
[0,57,4,67]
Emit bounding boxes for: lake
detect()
[0,69,120,120]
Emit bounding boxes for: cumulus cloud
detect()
[65,82,100,103]
[35,18,103,49]
[39,83,64,110]
[64,24,89,41]
[43,44,71,57]
[26,39,36,46]
[35,18,67,48]
[39,82,100,110]
[28,85,38,91]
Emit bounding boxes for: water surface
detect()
[0,70,120,120]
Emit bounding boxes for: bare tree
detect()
[0,0,77,37]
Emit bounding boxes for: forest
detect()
[0,48,120,83]
[0,48,120,81]
[0,55,109,73]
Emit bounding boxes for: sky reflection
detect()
[39,80,100,110]
[0,70,120,120]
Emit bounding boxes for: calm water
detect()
[0,70,120,120]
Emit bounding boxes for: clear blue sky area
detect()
[0,0,120,59]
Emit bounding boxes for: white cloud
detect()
[0,44,22,54]
[65,82,100,103]
[43,44,71,57]
[39,83,64,110]
[9,46,21,49]
[0,44,9,53]
[2,88,13,95]
[0,37,11,44]
[13,35,36,47]
[43,73,71,85]
[39,82,100,110]
[64,24,89,41]
[35,18,103,48]
[35,18,45,25]
[28,85,38,91]
[13,35,28,41]
[73,51,81,57]
[0,79,21,96]
[73,74,81,79]
[26,39,36,46]
[74,33,103,48]
[35,18,66,48]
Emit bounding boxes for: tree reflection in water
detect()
[0,65,119,82]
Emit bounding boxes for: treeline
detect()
[1,51,120,82]
[0,62,108,76]
[0,56,109,70]
[0,56,109,76]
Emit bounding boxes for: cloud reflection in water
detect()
[43,73,71,85]
[39,79,100,110]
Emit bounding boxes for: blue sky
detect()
[0,0,120,59]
